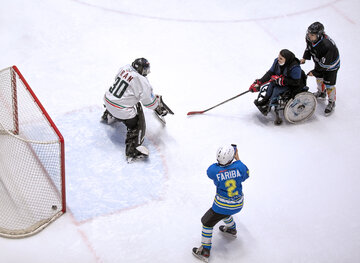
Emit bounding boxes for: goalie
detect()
[102,58,169,162]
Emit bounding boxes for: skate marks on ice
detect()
[71,0,346,24]
[55,105,167,223]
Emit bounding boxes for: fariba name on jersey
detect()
[215,169,242,181]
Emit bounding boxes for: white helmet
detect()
[216,145,235,166]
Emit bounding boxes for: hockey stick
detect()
[187,90,250,116]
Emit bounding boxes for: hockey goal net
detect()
[0,66,66,238]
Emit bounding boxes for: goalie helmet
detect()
[132,58,151,76]
[306,22,324,43]
[216,145,235,166]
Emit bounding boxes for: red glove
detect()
[249,79,262,92]
[271,75,285,86]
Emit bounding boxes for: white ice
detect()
[1,0,360,262]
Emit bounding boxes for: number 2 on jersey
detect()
[109,77,129,99]
[225,179,239,197]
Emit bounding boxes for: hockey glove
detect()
[155,106,168,116]
[271,75,285,86]
[249,79,262,92]
[155,96,168,117]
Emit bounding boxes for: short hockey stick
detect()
[187,90,250,115]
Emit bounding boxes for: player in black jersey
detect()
[300,22,340,115]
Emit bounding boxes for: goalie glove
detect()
[154,95,168,116]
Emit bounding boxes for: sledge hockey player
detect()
[192,144,249,262]
[102,58,169,162]
[300,21,340,115]
[249,49,305,115]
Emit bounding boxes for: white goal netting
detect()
[0,66,65,238]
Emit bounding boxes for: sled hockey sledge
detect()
[255,83,317,125]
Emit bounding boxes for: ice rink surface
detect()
[1,0,360,262]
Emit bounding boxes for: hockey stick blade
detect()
[187,111,205,115]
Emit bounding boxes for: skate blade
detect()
[192,252,209,263]
[324,108,335,116]
[221,232,237,238]
[325,112,333,116]
[219,230,237,238]
[127,154,148,164]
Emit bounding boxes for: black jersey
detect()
[303,34,340,72]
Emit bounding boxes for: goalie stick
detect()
[187,90,250,115]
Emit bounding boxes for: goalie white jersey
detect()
[104,64,159,120]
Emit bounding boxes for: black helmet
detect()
[132,58,150,76]
[306,22,324,42]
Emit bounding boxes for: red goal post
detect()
[0,66,66,238]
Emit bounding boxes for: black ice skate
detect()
[219,225,237,238]
[101,109,109,122]
[192,246,210,263]
[126,146,149,163]
[101,109,116,124]
[325,101,335,115]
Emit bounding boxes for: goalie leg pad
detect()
[124,103,146,157]
[124,117,139,157]
[136,102,146,144]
